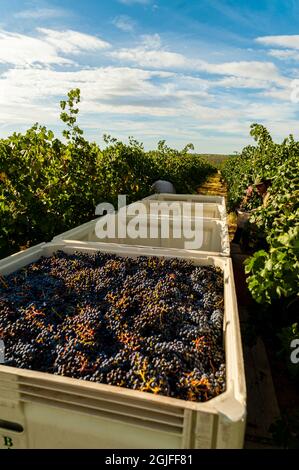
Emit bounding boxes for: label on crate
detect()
[1,435,14,449]
[0,431,25,449]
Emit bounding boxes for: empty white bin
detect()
[53,213,230,257]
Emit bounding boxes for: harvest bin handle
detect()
[0,419,24,433]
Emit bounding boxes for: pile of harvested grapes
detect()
[0,251,226,402]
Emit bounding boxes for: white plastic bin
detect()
[53,213,230,257]
[143,193,226,207]
[0,241,245,449]
[128,200,225,221]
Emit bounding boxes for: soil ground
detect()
[197,171,281,449]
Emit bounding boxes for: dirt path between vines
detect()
[196,171,236,241]
[197,172,281,449]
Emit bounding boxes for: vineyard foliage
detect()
[0,89,215,258]
[222,124,299,304]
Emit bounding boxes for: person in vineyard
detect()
[151,180,176,194]
[232,177,271,248]
[254,178,271,208]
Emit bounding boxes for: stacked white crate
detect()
[52,195,230,257]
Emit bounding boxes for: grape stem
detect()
[0,274,8,289]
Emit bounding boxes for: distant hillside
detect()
[199,154,232,169]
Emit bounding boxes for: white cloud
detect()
[112,15,135,32]
[268,48,299,60]
[216,76,273,89]
[245,102,296,121]
[256,35,299,50]
[37,28,110,54]
[0,30,73,66]
[1,63,292,128]
[109,40,284,87]
[262,86,294,102]
[0,67,178,116]
[0,103,58,126]
[14,8,65,19]
[200,60,280,81]
[109,47,187,68]
[262,120,299,139]
[0,66,224,129]
[0,28,110,67]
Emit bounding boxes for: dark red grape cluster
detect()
[0,251,225,402]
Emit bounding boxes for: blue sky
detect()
[0,0,299,152]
